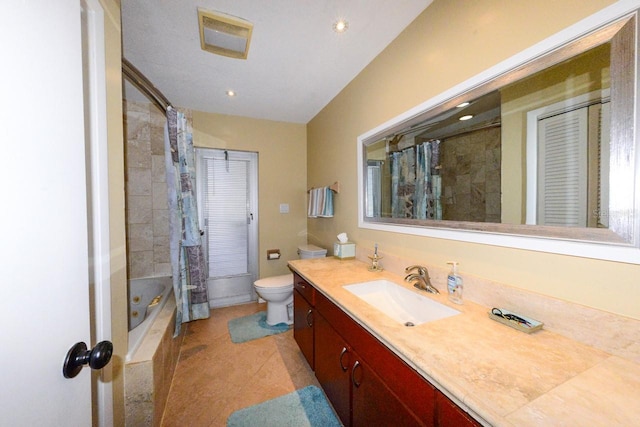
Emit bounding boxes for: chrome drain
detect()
[404,321,415,327]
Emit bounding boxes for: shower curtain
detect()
[165,108,210,335]
[391,147,415,218]
[391,140,442,220]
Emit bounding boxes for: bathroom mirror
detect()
[358,5,640,263]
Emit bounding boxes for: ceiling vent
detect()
[198,8,253,60]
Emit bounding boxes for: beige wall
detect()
[192,112,308,279]
[307,0,640,320]
[102,0,127,424]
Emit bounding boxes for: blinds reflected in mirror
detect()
[366,160,383,218]
[535,99,610,227]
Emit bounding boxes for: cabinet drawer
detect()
[293,272,315,305]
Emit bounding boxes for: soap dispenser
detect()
[447,262,463,304]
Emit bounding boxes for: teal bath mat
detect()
[227,311,290,344]
[227,385,341,427]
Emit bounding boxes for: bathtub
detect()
[124,275,183,426]
[127,276,173,361]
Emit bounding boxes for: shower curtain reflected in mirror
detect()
[391,140,442,220]
[165,108,210,335]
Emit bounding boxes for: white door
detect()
[196,149,259,308]
[0,1,110,425]
[537,108,589,226]
[535,101,610,227]
[526,90,611,227]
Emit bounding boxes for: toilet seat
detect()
[254,273,293,290]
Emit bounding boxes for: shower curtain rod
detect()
[122,58,172,114]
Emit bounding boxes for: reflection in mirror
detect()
[365,89,502,223]
[362,11,636,246]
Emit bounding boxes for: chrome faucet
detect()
[404,265,439,294]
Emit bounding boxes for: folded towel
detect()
[308,188,318,218]
[308,186,334,218]
[316,187,324,216]
[319,186,334,217]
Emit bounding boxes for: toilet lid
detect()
[254,273,293,289]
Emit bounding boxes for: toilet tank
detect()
[298,244,327,259]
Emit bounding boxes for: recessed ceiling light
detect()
[456,102,470,108]
[333,19,349,33]
[459,115,473,121]
[226,90,236,97]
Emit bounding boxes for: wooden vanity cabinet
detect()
[293,272,478,426]
[293,272,315,369]
[351,346,427,426]
[436,392,482,427]
[315,288,435,426]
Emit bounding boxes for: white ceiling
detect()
[122,1,432,124]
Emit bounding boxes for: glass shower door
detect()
[197,148,258,307]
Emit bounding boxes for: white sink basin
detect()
[344,279,460,326]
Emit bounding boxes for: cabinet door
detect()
[293,289,314,369]
[351,352,425,427]
[315,312,352,426]
[293,272,315,304]
[436,392,481,427]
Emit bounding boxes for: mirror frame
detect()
[358,2,640,264]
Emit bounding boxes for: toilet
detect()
[254,244,327,325]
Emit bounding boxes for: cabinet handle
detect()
[339,347,348,372]
[351,361,361,388]
[306,309,313,327]
[297,282,306,289]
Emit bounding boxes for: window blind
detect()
[203,156,249,278]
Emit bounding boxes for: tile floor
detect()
[161,302,321,426]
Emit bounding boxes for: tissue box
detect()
[334,242,356,259]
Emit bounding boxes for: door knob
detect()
[63,340,113,379]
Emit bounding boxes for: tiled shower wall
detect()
[124,101,170,279]
[440,126,501,223]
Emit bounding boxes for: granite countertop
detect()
[288,257,640,427]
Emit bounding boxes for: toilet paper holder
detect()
[267,249,281,260]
